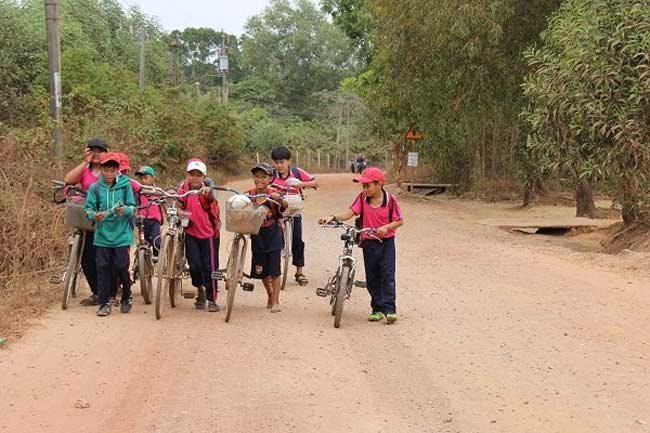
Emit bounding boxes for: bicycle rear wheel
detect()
[138,248,153,304]
[155,234,174,320]
[280,219,292,291]
[224,236,245,323]
[333,265,351,328]
[62,232,83,310]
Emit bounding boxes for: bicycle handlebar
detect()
[51,180,87,203]
[320,221,382,242]
[141,185,203,199]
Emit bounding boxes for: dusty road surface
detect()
[1,173,650,433]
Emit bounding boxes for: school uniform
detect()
[249,188,283,279]
[178,183,220,302]
[271,166,314,268]
[138,193,162,255]
[84,175,136,306]
[350,189,403,315]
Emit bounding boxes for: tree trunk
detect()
[621,192,639,226]
[575,177,597,218]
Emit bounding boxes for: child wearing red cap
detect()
[319,167,403,324]
[84,152,136,316]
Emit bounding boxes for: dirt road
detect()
[1,173,649,433]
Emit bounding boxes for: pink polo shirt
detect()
[138,193,163,223]
[80,166,101,191]
[272,167,314,193]
[350,190,403,240]
[178,187,214,239]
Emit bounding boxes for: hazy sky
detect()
[123,0,272,36]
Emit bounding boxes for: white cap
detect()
[186,160,207,175]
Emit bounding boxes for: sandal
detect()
[295,274,309,286]
[80,294,99,306]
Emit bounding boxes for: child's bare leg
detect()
[271,276,281,312]
[262,277,273,308]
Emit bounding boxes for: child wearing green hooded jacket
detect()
[84,152,136,317]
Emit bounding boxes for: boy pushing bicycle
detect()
[319,167,403,324]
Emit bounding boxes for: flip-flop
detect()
[79,294,99,306]
[294,274,309,286]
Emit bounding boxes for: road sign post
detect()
[398,124,424,188]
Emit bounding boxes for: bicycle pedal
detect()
[211,271,226,281]
[183,292,195,299]
[354,281,367,288]
[242,283,254,292]
[316,287,329,297]
[48,275,63,284]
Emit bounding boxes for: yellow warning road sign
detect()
[404,124,424,141]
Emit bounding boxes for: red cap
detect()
[353,167,385,184]
[115,152,130,172]
[99,152,121,166]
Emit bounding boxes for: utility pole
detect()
[45,0,63,159]
[138,26,145,90]
[219,38,229,104]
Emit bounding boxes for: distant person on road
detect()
[355,154,367,174]
[319,167,403,324]
[83,152,136,317]
[177,159,221,313]
[270,145,318,286]
[249,163,288,312]
[63,137,109,307]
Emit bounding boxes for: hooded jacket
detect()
[84,174,136,247]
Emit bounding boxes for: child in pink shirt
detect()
[177,159,221,312]
[319,167,403,324]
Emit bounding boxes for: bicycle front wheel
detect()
[333,265,351,329]
[155,234,174,320]
[280,219,292,291]
[62,232,83,310]
[138,248,153,304]
[224,236,245,323]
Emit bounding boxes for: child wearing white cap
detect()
[177,158,222,312]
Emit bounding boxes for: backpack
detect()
[354,190,396,230]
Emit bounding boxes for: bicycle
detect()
[51,180,94,310]
[316,221,379,328]
[141,186,196,320]
[212,187,277,323]
[130,198,164,305]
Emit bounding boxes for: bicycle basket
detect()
[64,196,95,231]
[283,194,304,215]
[225,200,267,235]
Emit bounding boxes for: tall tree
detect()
[239,0,355,115]
[523,0,650,224]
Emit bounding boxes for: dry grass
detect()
[0,134,67,341]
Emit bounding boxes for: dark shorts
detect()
[250,250,281,279]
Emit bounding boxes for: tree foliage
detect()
[522,0,650,224]
[240,0,356,116]
[353,0,561,188]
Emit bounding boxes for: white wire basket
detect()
[224,200,267,235]
[64,196,95,231]
[283,194,304,215]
